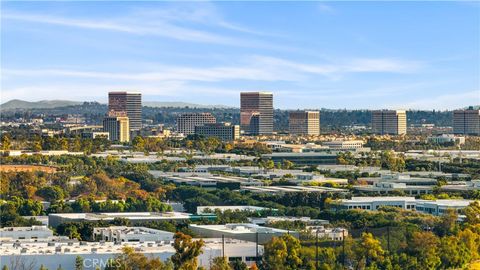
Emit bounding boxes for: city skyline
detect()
[2,1,479,109]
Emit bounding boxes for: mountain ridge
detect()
[1,99,234,111]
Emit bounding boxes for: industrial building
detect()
[48,212,190,228]
[189,223,298,244]
[93,226,174,242]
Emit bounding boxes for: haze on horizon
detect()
[1,1,479,110]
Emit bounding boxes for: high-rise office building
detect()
[195,123,240,141]
[103,111,130,142]
[177,113,216,135]
[372,110,407,135]
[108,92,142,131]
[289,111,320,135]
[240,92,273,135]
[453,109,480,135]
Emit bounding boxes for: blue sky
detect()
[1,1,479,109]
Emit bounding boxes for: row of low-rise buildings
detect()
[336,196,473,216]
[0,226,262,270]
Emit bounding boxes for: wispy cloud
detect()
[388,90,480,110]
[3,55,424,86]
[318,3,335,14]
[3,12,238,45]
[251,55,424,76]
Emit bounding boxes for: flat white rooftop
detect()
[242,185,347,193]
[190,223,290,234]
[50,212,190,220]
[343,197,417,203]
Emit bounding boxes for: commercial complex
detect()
[240,92,273,135]
[108,91,142,131]
[427,134,466,145]
[0,237,261,269]
[453,108,480,135]
[323,140,364,150]
[0,226,53,240]
[242,185,347,195]
[189,223,298,244]
[358,173,438,186]
[197,206,274,215]
[176,113,216,135]
[288,110,320,135]
[102,112,130,142]
[372,110,407,135]
[262,152,337,166]
[194,122,240,141]
[48,212,190,228]
[336,197,473,216]
[93,226,174,242]
[353,182,433,195]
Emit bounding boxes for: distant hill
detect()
[1,99,233,111]
[1,99,83,111]
[143,101,234,109]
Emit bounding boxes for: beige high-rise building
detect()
[103,111,130,142]
[240,92,273,135]
[289,111,320,135]
[453,109,480,135]
[372,110,407,135]
[177,113,216,135]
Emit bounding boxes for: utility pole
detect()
[255,232,259,266]
[222,234,225,258]
[316,229,319,270]
[387,226,390,254]
[342,230,346,269]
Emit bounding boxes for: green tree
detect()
[210,257,232,270]
[229,260,248,270]
[1,134,12,150]
[439,235,471,269]
[354,232,385,269]
[465,201,480,225]
[104,246,172,270]
[75,255,84,270]
[435,208,458,236]
[263,234,302,270]
[171,232,205,270]
[132,136,145,152]
[409,231,440,270]
[36,186,65,202]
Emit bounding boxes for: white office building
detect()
[49,212,190,228]
[0,226,53,240]
[337,197,474,216]
[197,206,274,214]
[354,182,433,195]
[323,140,364,150]
[337,197,418,211]
[0,238,261,270]
[307,226,349,241]
[189,223,298,244]
[93,226,174,242]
